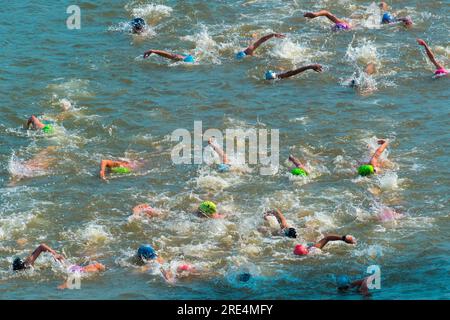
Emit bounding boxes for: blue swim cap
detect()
[137,245,157,260]
[217,163,231,173]
[336,275,351,289]
[382,13,395,24]
[265,70,277,80]
[236,51,247,60]
[183,55,195,63]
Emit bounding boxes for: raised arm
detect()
[313,234,356,250]
[277,64,323,79]
[417,39,444,70]
[24,244,64,267]
[143,49,185,61]
[288,155,307,171]
[304,10,345,24]
[369,139,389,170]
[208,138,230,164]
[245,33,285,55]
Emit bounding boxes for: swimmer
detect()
[130,17,146,34]
[208,137,231,173]
[143,49,195,63]
[12,243,64,271]
[294,234,357,256]
[196,201,224,219]
[25,115,54,134]
[132,203,162,218]
[304,10,352,31]
[99,159,137,180]
[336,275,373,296]
[58,262,106,289]
[264,209,297,238]
[136,245,196,284]
[357,139,389,176]
[265,64,323,80]
[288,154,308,176]
[417,39,448,77]
[379,2,413,27]
[349,62,377,88]
[9,146,58,184]
[235,33,285,59]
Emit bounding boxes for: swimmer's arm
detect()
[245,33,285,55]
[24,244,64,267]
[313,235,356,250]
[277,64,323,79]
[304,10,345,24]
[208,138,230,164]
[351,278,371,296]
[288,155,307,171]
[369,139,389,169]
[143,50,184,61]
[99,160,112,180]
[274,209,290,229]
[417,39,444,70]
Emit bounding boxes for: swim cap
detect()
[291,168,308,176]
[131,18,146,30]
[111,166,131,174]
[358,164,375,176]
[333,22,350,31]
[217,163,231,173]
[178,264,191,272]
[238,272,251,282]
[183,55,195,63]
[12,257,26,271]
[236,51,247,60]
[382,13,395,24]
[137,245,157,260]
[284,227,297,239]
[293,244,309,256]
[198,201,217,216]
[435,68,449,75]
[336,275,351,289]
[265,71,277,80]
[42,125,54,134]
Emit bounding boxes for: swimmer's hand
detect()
[143,50,153,59]
[53,253,65,262]
[304,12,317,19]
[273,33,286,39]
[416,39,427,47]
[309,64,323,73]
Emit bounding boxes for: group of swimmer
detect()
[10,1,447,296]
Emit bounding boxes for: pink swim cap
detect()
[294,245,309,256]
[178,264,191,272]
[435,68,448,75]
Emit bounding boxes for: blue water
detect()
[0,0,449,300]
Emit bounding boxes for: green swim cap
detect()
[111,166,131,174]
[291,168,308,176]
[198,201,217,216]
[42,125,54,134]
[358,164,374,176]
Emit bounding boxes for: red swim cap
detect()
[294,245,309,256]
[178,264,191,272]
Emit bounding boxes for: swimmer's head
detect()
[217,163,230,173]
[358,164,375,177]
[284,228,297,239]
[137,245,157,260]
[293,244,309,256]
[12,257,26,271]
[265,71,277,80]
[131,18,146,33]
[336,275,351,290]
[291,168,308,177]
[183,55,195,63]
[238,272,252,282]
[236,51,247,60]
[381,13,395,24]
[198,201,217,216]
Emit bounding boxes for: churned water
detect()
[0,0,449,299]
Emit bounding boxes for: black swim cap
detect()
[285,227,297,239]
[131,18,146,30]
[12,257,26,271]
[238,273,251,282]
